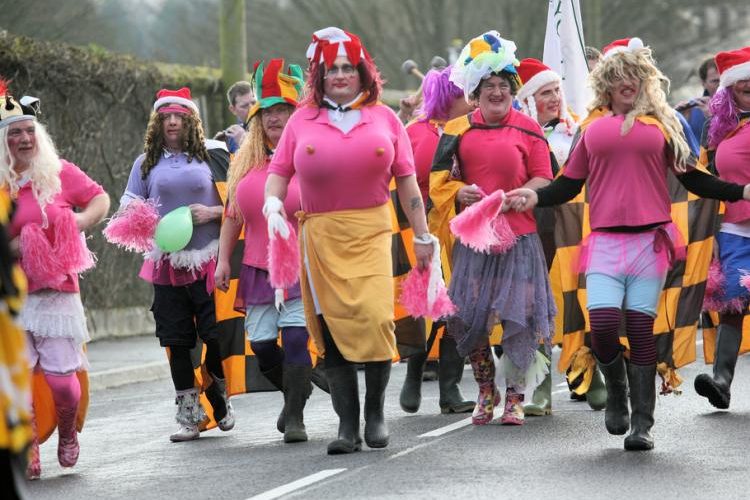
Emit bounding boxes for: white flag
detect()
[543,0,591,117]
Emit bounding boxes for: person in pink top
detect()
[265,27,432,455]
[215,59,315,444]
[429,31,557,428]
[509,38,750,451]
[693,46,750,411]
[0,83,110,478]
[398,66,476,417]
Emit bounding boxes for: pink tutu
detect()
[577,223,685,278]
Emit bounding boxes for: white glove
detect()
[263,196,290,239]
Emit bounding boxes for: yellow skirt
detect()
[299,204,397,363]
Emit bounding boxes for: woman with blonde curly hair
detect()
[215,59,315,444]
[508,38,750,451]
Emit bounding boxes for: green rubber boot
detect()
[523,369,552,416]
[586,365,607,411]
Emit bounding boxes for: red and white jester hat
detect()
[602,37,644,58]
[715,46,750,89]
[153,87,199,114]
[305,27,372,69]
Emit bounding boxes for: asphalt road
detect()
[25,344,750,500]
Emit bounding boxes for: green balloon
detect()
[154,206,193,253]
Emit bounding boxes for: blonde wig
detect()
[0,120,62,224]
[588,47,691,171]
[226,114,270,220]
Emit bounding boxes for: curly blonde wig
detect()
[588,47,691,171]
[141,110,209,179]
[227,103,296,220]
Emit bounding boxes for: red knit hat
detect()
[715,46,750,89]
[602,37,644,58]
[153,87,199,113]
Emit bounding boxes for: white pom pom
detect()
[628,37,644,50]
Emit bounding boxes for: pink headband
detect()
[157,104,191,115]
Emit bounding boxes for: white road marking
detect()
[418,417,473,438]
[246,469,347,500]
[552,389,569,395]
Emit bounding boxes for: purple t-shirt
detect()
[123,150,222,250]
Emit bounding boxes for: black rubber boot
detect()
[596,352,629,435]
[326,364,362,454]
[624,363,656,451]
[260,363,286,433]
[364,361,391,449]
[311,358,330,393]
[283,365,312,443]
[399,351,427,413]
[694,324,742,410]
[438,337,475,414]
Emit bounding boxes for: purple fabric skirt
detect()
[447,233,556,371]
[235,264,302,311]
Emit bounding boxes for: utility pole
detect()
[219,0,247,127]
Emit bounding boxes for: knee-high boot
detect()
[260,363,286,433]
[364,361,391,448]
[468,345,500,425]
[624,363,656,451]
[438,337,475,414]
[596,352,629,435]
[524,345,552,416]
[326,364,361,454]
[399,351,427,413]
[694,324,742,409]
[283,364,312,443]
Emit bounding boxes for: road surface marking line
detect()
[556,382,568,387]
[552,389,569,395]
[246,468,347,500]
[418,417,472,438]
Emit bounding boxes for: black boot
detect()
[624,363,656,451]
[596,352,629,435]
[399,351,427,413]
[694,324,741,409]
[326,364,362,454]
[260,363,286,433]
[438,337,475,414]
[283,365,312,443]
[311,358,330,393]
[364,361,391,449]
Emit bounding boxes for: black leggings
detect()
[169,338,225,391]
[319,315,349,368]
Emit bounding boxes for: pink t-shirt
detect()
[229,161,302,269]
[268,104,416,213]
[10,160,105,293]
[564,116,676,230]
[406,120,440,203]
[714,122,750,224]
[458,108,553,235]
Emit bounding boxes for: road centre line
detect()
[246,468,347,500]
[418,416,473,438]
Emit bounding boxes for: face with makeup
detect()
[323,56,362,105]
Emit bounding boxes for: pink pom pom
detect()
[489,212,517,254]
[103,198,160,253]
[703,258,726,311]
[739,270,750,293]
[399,266,457,319]
[450,189,516,253]
[54,210,95,274]
[20,224,66,289]
[267,221,300,289]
